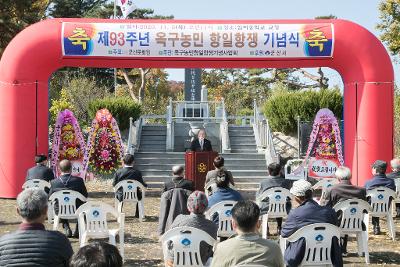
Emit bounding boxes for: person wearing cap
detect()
[281,179,342,267]
[387,158,400,217]
[25,154,55,182]
[211,200,284,267]
[365,159,395,234]
[165,191,218,267]
[163,165,194,192]
[320,166,366,255]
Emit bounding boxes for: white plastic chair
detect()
[205,201,237,238]
[75,201,125,259]
[256,187,292,239]
[161,226,216,267]
[22,179,53,222]
[312,178,339,200]
[333,199,371,264]
[392,179,400,217]
[49,190,87,231]
[113,180,145,221]
[280,223,341,267]
[367,187,396,240]
[22,179,51,191]
[285,159,307,180]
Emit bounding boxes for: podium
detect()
[185,151,218,191]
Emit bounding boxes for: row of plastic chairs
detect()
[22,179,149,260]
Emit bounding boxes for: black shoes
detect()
[277,226,282,236]
[63,226,72,238]
[373,226,381,235]
[73,228,79,238]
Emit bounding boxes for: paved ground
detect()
[1,180,400,266]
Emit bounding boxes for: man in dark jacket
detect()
[190,129,213,152]
[256,162,291,234]
[49,159,88,238]
[163,165,194,192]
[113,154,147,219]
[320,166,366,255]
[281,180,342,267]
[25,154,55,182]
[0,188,73,266]
[387,158,400,217]
[365,160,395,235]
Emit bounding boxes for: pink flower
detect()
[101,150,110,160]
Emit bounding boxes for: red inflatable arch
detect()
[0,18,394,198]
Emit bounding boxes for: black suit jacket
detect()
[113,166,147,201]
[25,164,55,182]
[163,177,194,192]
[49,174,88,198]
[49,174,88,214]
[190,138,212,152]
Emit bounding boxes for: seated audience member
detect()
[207,174,243,234]
[165,191,218,267]
[158,188,192,235]
[205,156,235,187]
[207,172,243,209]
[256,162,292,234]
[365,160,395,235]
[163,165,194,192]
[69,242,122,267]
[281,180,342,267]
[113,154,147,218]
[190,129,213,152]
[211,200,284,267]
[320,166,366,255]
[25,154,55,182]
[49,159,88,238]
[0,188,73,266]
[387,158,400,217]
[321,166,366,207]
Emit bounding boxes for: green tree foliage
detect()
[49,89,74,125]
[0,0,49,58]
[202,68,326,115]
[377,0,400,57]
[88,97,142,130]
[47,0,107,18]
[263,88,343,134]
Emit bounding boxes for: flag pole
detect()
[113,0,117,96]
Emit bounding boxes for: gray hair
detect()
[172,165,184,176]
[391,158,400,170]
[335,166,351,180]
[17,188,48,221]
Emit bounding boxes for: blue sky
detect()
[128,0,397,86]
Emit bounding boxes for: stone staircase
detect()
[229,125,257,153]
[139,125,166,152]
[134,124,268,197]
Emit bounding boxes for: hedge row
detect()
[263,89,343,134]
[88,97,142,130]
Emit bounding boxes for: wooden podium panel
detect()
[185,151,218,191]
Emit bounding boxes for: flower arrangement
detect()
[312,123,337,159]
[83,109,124,176]
[303,108,344,165]
[51,109,86,177]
